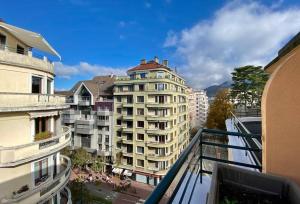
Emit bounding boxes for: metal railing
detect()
[145,128,262,204]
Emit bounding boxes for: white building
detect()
[192,90,209,127]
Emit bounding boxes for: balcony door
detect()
[35,117,50,135]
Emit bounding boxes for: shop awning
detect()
[112,168,123,174]
[123,169,133,176]
[0,22,61,59]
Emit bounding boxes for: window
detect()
[34,117,49,135]
[117,96,122,102]
[137,146,144,154]
[47,78,52,94]
[117,108,122,114]
[140,73,146,79]
[32,76,42,93]
[130,74,135,80]
[137,96,144,103]
[17,44,25,54]
[81,136,91,148]
[156,83,164,91]
[156,72,164,78]
[99,134,102,143]
[34,158,48,185]
[105,135,109,143]
[105,145,109,151]
[174,96,176,102]
[137,134,144,141]
[137,121,144,128]
[127,157,133,165]
[116,119,122,125]
[137,159,144,167]
[127,96,133,103]
[138,84,144,91]
[137,108,144,115]
[117,142,121,149]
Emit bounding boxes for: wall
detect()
[262,45,300,185]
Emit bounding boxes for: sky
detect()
[2,0,300,90]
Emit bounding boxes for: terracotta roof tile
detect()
[128,60,170,72]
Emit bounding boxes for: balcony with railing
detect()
[145,128,262,204]
[0,93,68,112]
[2,155,71,203]
[78,96,91,106]
[0,126,71,167]
[0,44,54,74]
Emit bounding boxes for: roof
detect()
[0,22,61,59]
[265,32,300,70]
[70,75,115,98]
[128,60,171,72]
[55,90,73,96]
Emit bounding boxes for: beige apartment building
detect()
[113,57,189,185]
[0,21,71,203]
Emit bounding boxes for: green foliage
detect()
[60,146,72,157]
[71,148,91,169]
[206,89,233,130]
[90,156,104,173]
[230,65,269,109]
[115,151,123,166]
[34,131,52,141]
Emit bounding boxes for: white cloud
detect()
[54,62,128,79]
[164,1,300,89]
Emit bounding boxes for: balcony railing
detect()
[145,128,262,204]
[0,126,71,167]
[0,92,67,112]
[0,46,54,73]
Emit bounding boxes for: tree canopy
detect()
[230,65,269,110]
[206,89,233,130]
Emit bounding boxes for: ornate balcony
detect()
[0,93,68,112]
[0,126,71,167]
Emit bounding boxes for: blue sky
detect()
[2,0,300,90]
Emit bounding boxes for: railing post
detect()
[200,130,203,183]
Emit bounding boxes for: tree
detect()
[230,65,269,110]
[90,156,105,173]
[71,148,91,169]
[206,89,233,130]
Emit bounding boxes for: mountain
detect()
[205,81,231,98]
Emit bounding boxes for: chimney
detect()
[154,56,159,63]
[162,59,168,67]
[140,59,146,65]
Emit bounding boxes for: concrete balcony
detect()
[146,103,173,108]
[147,152,173,161]
[0,49,54,74]
[97,120,110,126]
[146,115,173,121]
[146,139,174,147]
[122,115,133,120]
[2,155,71,204]
[121,126,133,133]
[0,93,68,112]
[146,128,172,135]
[60,187,72,204]
[0,126,71,167]
[75,127,94,135]
[96,110,110,116]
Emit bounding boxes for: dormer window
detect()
[130,74,135,80]
[156,71,164,78]
[0,33,6,49]
[17,44,25,55]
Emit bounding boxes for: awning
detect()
[0,22,61,60]
[112,168,123,174]
[123,170,132,177]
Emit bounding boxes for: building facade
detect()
[0,22,71,203]
[188,89,209,129]
[60,76,115,167]
[113,57,189,185]
[194,90,209,128]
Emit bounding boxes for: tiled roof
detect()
[66,75,115,97]
[128,60,170,72]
